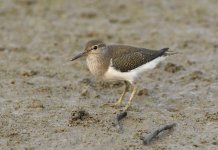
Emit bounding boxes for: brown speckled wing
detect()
[108,45,169,72]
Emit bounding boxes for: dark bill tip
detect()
[70,51,86,61]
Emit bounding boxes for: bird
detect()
[71,40,171,111]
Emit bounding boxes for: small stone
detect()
[109,18,118,23]
[200,140,208,144]
[30,99,44,109]
[166,105,179,112]
[54,128,66,133]
[86,31,98,38]
[79,78,92,85]
[80,11,97,19]
[193,144,199,147]
[94,94,100,98]
[21,70,38,77]
[187,60,196,65]
[212,141,217,145]
[80,89,89,97]
[138,88,149,96]
[10,81,15,84]
[0,47,5,51]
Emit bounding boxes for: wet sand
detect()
[0,0,217,149]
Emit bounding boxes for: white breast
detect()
[103,56,166,84]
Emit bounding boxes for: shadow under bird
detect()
[71,40,171,111]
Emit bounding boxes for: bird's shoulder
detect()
[108,44,155,58]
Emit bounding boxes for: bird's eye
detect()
[93,46,98,50]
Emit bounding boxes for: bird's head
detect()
[71,40,107,61]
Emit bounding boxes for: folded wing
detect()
[109,45,169,72]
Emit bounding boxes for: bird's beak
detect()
[71,51,87,61]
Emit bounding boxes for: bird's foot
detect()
[123,103,131,111]
[100,102,120,108]
[114,100,122,107]
[113,97,124,107]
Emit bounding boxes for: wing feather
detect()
[109,45,169,72]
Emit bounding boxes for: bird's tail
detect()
[160,48,179,56]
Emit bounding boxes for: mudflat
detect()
[0,0,217,149]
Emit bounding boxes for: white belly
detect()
[103,56,166,84]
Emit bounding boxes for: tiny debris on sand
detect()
[20,70,39,77]
[80,89,90,97]
[29,99,44,109]
[189,71,204,80]
[69,110,89,121]
[164,63,185,73]
[0,47,5,51]
[68,109,99,127]
[137,88,149,96]
[205,112,218,121]
[141,123,177,145]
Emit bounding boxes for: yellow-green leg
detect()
[123,85,137,111]
[114,81,128,106]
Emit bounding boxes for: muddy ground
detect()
[0,0,218,149]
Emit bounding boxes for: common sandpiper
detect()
[71,40,171,111]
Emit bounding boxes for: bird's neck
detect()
[86,53,111,77]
